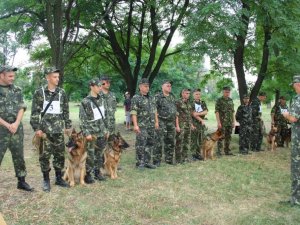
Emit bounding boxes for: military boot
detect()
[94,168,106,181]
[84,172,95,184]
[42,171,51,192]
[17,176,34,192]
[54,170,70,188]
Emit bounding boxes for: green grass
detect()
[1,101,299,225]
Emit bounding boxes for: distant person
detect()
[215,86,235,156]
[30,68,71,192]
[124,91,131,130]
[131,78,158,169]
[235,95,252,155]
[271,96,289,147]
[154,80,177,166]
[282,75,300,206]
[250,92,266,152]
[191,88,208,160]
[0,66,34,192]
[175,88,194,164]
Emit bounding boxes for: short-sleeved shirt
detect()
[192,99,208,126]
[176,98,193,127]
[290,94,300,130]
[155,92,177,121]
[271,104,289,125]
[215,96,234,126]
[250,97,262,120]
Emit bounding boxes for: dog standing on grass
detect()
[103,132,129,179]
[202,129,223,160]
[266,125,278,151]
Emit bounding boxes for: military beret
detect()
[223,86,231,91]
[89,78,101,86]
[44,67,60,75]
[193,88,201,93]
[99,75,111,82]
[0,65,18,73]
[258,91,266,96]
[279,96,286,100]
[290,75,300,86]
[139,78,149,85]
[243,94,250,99]
[162,80,172,85]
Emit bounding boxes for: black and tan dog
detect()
[63,129,87,187]
[202,129,223,160]
[282,127,291,148]
[266,125,278,151]
[104,132,129,179]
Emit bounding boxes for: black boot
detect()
[42,171,51,192]
[84,172,95,184]
[55,170,70,188]
[17,176,34,192]
[94,168,106,181]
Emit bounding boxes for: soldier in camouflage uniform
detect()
[153,80,177,166]
[191,89,208,160]
[30,68,71,192]
[79,78,108,183]
[250,92,266,152]
[131,78,158,169]
[100,76,117,134]
[215,86,235,156]
[0,66,34,191]
[175,88,194,164]
[271,96,289,147]
[235,95,252,155]
[282,75,300,206]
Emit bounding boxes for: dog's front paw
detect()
[70,181,75,187]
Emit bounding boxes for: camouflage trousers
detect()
[217,126,233,154]
[191,124,206,158]
[291,130,300,205]
[239,124,251,154]
[250,119,264,151]
[175,125,191,163]
[135,127,155,165]
[0,124,27,177]
[275,123,289,146]
[39,133,65,172]
[85,136,106,173]
[153,119,175,164]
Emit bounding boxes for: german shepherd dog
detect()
[63,129,87,187]
[104,132,129,179]
[266,125,278,151]
[202,129,223,160]
[283,127,291,148]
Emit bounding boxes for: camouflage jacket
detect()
[235,104,252,125]
[215,96,234,126]
[192,99,208,127]
[130,93,157,129]
[176,98,193,127]
[100,91,117,132]
[30,85,72,134]
[0,84,26,122]
[271,104,289,126]
[155,92,177,121]
[250,97,262,120]
[290,94,300,132]
[79,94,107,137]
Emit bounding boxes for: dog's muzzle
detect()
[66,139,78,152]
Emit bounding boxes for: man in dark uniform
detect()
[30,68,71,192]
[0,66,34,191]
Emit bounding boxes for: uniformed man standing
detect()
[250,92,266,152]
[175,88,194,164]
[0,66,34,191]
[215,86,235,156]
[271,96,289,147]
[131,78,158,169]
[100,76,117,134]
[30,68,71,192]
[153,80,177,166]
[191,89,208,160]
[235,95,252,155]
[283,75,300,206]
[79,78,107,183]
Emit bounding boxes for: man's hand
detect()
[217,122,222,129]
[64,128,72,136]
[9,121,20,134]
[85,135,93,141]
[134,125,141,134]
[176,126,180,133]
[36,130,44,137]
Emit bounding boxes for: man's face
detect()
[258,95,266,102]
[139,83,149,94]
[101,80,111,90]
[162,83,172,93]
[46,72,60,86]
[223,90,231,98]
[182,90,190,100]
[0,71,15,85]
[279,99,286,105]
[91,85,101,94]
[193,91,201,100]
[293,83,300,94]
[243,98,250,105]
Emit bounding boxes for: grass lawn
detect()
[0,101,299,225]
